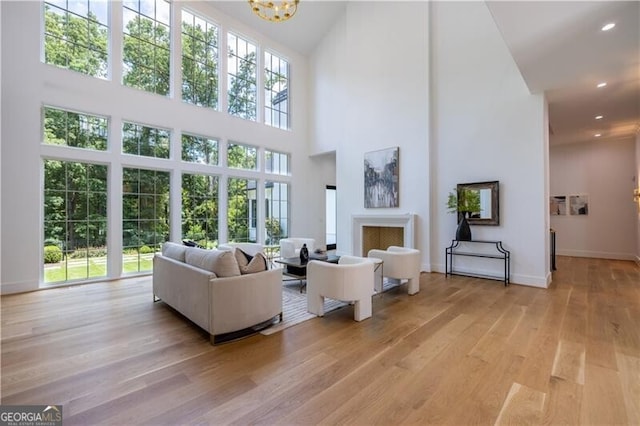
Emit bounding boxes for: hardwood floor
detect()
[2,256,639,425]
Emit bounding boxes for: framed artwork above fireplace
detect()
[364,147,399,208]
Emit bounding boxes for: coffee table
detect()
[275,254,340,292]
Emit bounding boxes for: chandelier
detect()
[249,0,299,22]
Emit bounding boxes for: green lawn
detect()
[44,254,154,283]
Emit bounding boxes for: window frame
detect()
[122,0,172,96]
[181,8,220,109]
[264,49,290,130]
[42,0,110,79]
[227,32,258,121]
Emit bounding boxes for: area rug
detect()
[261,279,403,335]
[260,282,347,335]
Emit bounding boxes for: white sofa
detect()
[307,255,375,321]
[153,242,282,344]
[279,237,315,258]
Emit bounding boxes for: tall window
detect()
[265,181,289,244]
[182,173,219,248]
[228,177,257,243]
[44,160,108,283]
[43,0,109,78]
[227,33,257,121]
[265,150,290,175]
[43,106,108,150]
[182,133,218,165]
[122,168,169,273]
[227,142,257,170]
[122,122,170,158]
[122,0,171,96]
[264,52,289,129]
[181,10,219,109]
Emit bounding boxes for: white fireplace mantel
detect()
[352,213,417,256]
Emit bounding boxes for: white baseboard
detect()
[430,263,548,288]
[556,249,636,261]
[1,280,39,295]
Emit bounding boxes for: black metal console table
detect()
[445,240,510,286]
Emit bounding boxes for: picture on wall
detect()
[550,195,567,215]
[364,147,399,208]
[569,194,589,215]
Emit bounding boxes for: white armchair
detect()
[279,238,315,259]
[307,255,375,321]
[367,246,421,295]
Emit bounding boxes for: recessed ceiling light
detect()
[595,133,602,137]
[597,82,607,88]
[601,23,616,31]
[595,115,603,120]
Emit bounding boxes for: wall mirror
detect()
[457,181,500,226]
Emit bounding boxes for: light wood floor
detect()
[2,256,639,425]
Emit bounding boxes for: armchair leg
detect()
[307,293,325,317]
[407,278,419,295]
[354,297,372,321]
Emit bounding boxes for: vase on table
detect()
[299,243,309,264]
[456,212,472,241]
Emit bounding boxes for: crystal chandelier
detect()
[249,0,299,22]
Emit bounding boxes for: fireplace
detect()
[352,214,416,256]
[362,226,404,256]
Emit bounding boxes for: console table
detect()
[445,240,510,286]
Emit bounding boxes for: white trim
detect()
[557,249,636,261]
[351,213,416,256]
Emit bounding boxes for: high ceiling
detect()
[210,1,346,54]
[487,1,640,146]
[212,1,640,147]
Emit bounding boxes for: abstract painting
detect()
[364,147,399,208]
[569,194,589,215]
[550,195,567,215]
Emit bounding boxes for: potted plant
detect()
[447,188,481,241]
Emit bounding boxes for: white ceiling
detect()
[210,1,346,54]
[212,1,640,147]
[487,1,640,146]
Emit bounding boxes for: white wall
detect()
[310,2,431,269]
[0,2,4,286]
[0,1,323,293]
[430,2,549,287]
[636,131,640,263]
[550,139,637,260]
[635,130,640,265]
[0,1,3,286]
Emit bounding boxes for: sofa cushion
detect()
[162,242,187,262]
[185,247,241,277]
[240,252,268,275]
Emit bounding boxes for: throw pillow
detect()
[162,242,187,262]
[240,252,268,274]
[185,248,241,277]
[234,248,252,268]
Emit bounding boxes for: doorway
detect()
[326,185,336,250]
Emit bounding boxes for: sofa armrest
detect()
[153,255,215,332]
[209,268,283,335]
